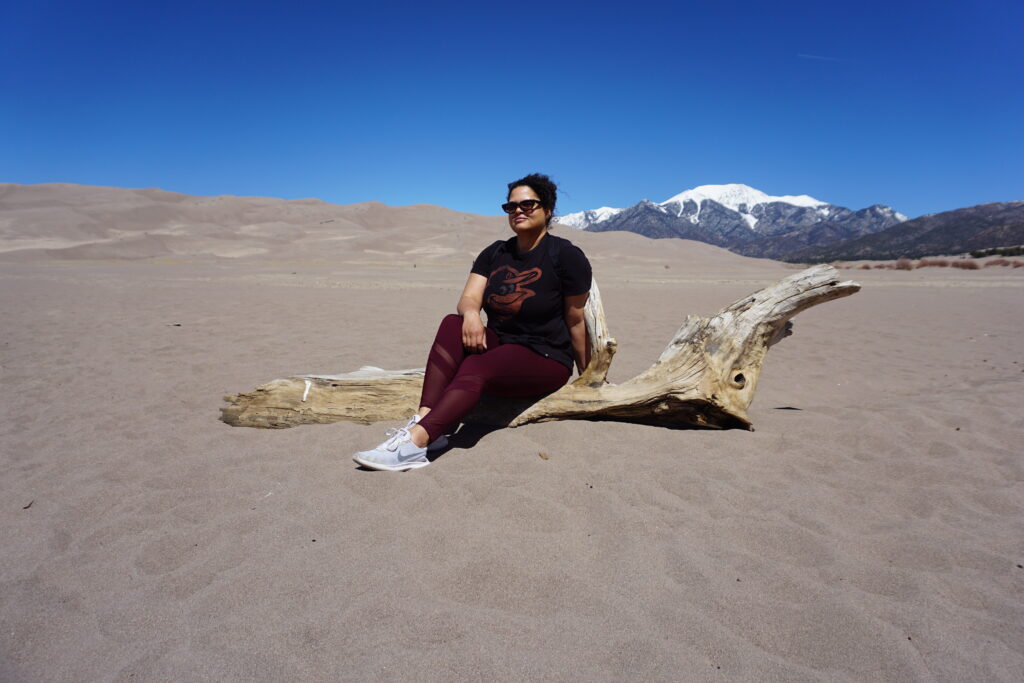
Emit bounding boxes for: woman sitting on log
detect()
[354,173,593,471]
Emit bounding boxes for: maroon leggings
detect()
[417,314,571,441]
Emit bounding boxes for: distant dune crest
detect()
[0,183,775,267]
[0,183,508,262]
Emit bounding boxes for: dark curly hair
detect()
[507,172,558,227]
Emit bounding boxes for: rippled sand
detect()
[2,184,1023,680]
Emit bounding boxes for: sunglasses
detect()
[501,199,544,214]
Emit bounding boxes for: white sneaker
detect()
[353,428,429,471]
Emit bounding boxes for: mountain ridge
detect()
[557,183,906,258]
[782,201,1024,262]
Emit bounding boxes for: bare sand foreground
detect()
[1,185,1023,680]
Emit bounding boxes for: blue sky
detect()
[3,0,1021,219]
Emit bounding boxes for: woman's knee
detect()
[438,313,462,332]
[430,313,464,342]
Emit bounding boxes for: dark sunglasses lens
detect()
[501,200,542,214]
[501,198,544,211]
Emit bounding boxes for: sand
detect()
[1,184,1023,680]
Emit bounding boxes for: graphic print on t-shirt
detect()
[486,265,541,318]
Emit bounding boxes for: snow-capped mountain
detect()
[557,206,624,229]
[784,201,1024,262]
[557,184,908,259]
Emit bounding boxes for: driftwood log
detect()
[221,265,859,431]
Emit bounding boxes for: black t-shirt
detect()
[470,234,592,370]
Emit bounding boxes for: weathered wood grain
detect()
[221,265,859,430]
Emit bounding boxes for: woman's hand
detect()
[461,311,487,353]
[457,273,488,353]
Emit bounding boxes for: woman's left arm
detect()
[564,292,591,374]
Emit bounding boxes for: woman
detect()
[353,173,592,471]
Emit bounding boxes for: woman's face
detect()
[507,185,550,234]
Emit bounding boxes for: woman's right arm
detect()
[457,273,488,352]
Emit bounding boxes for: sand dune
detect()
[0,184,513,263]
[1,184,1022,680]
[0,183,783,273]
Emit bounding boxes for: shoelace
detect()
[382,428,409,451]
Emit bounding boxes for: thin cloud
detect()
[797,53,847,62]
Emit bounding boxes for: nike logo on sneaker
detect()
[396,449,426,463]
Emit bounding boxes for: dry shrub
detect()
[858,263,872,269]
[952,259,980,270]
[985,259,1012,267]
[1014,261,1024,268]
[917,258,950,268]
[894,258,913,270]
